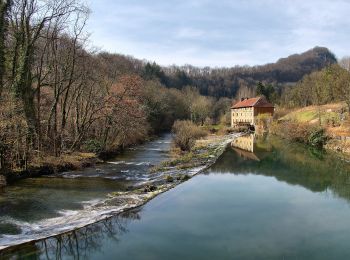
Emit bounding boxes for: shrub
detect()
[308,128,328,147]
[82,139,104,153]
[218,126,240,135]
[323,112,341,127]
[0,93,29,171]
[255,113,273,131]
[172,120,207,151]
[219,112,231,126]
[271,121,328,147]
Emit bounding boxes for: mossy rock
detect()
[175,174,191,181]
[164,175,174,183]
[144,184,157,192]
[181,174,191,181]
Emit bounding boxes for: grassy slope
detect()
[281,103,343,123]
[278,103,350,153]
[280,103,350,137]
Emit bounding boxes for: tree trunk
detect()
[0,0,11,97]
[14,44,38,137]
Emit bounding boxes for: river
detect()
[0,134,173,250]
[3,134,350,259]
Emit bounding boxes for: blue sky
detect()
[86,0,350,67]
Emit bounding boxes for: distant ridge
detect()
[265,46,337,82]
[98,47,337,98]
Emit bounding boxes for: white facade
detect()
[231,107,255,127]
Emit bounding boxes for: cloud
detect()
[175,28,205,39]
[86,0,350,66]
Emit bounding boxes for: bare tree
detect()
[8,0,87,141]
[339,56,350,72]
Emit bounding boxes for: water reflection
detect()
[218,134,350,199]
[0,209,141,259]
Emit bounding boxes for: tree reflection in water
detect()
[211,134,350,202]
[0,209,141,259]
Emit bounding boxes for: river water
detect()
[3,134,350,259]
[0,134,173,250]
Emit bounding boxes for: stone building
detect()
[231,96,274,127]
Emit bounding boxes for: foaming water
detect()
[0,194,143,249]
[108,161,152,166]
[0,134,173,249]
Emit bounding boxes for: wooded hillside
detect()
[143,47,337,98]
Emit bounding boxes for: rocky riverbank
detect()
[105,133,241,220]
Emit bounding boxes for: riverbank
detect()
[0,135,162,186]
[272,103,350,154]
[0,152,103,186]
[0,133,239,250]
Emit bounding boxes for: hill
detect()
[267,47,337,82]
[143,47,337,98]
[95,47,336,100]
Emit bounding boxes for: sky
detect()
[86,0,350,67]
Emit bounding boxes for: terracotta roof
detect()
[231,97,274,109]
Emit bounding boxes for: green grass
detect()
[282,110,318,122]
[281,110,340,126]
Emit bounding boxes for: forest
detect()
[147,46,337,98]
[281,62,350,110]
[0,0,347,173]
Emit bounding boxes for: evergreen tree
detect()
[142,62,167,84]
[256,81,265,96]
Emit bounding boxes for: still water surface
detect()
[3,134,350,259]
